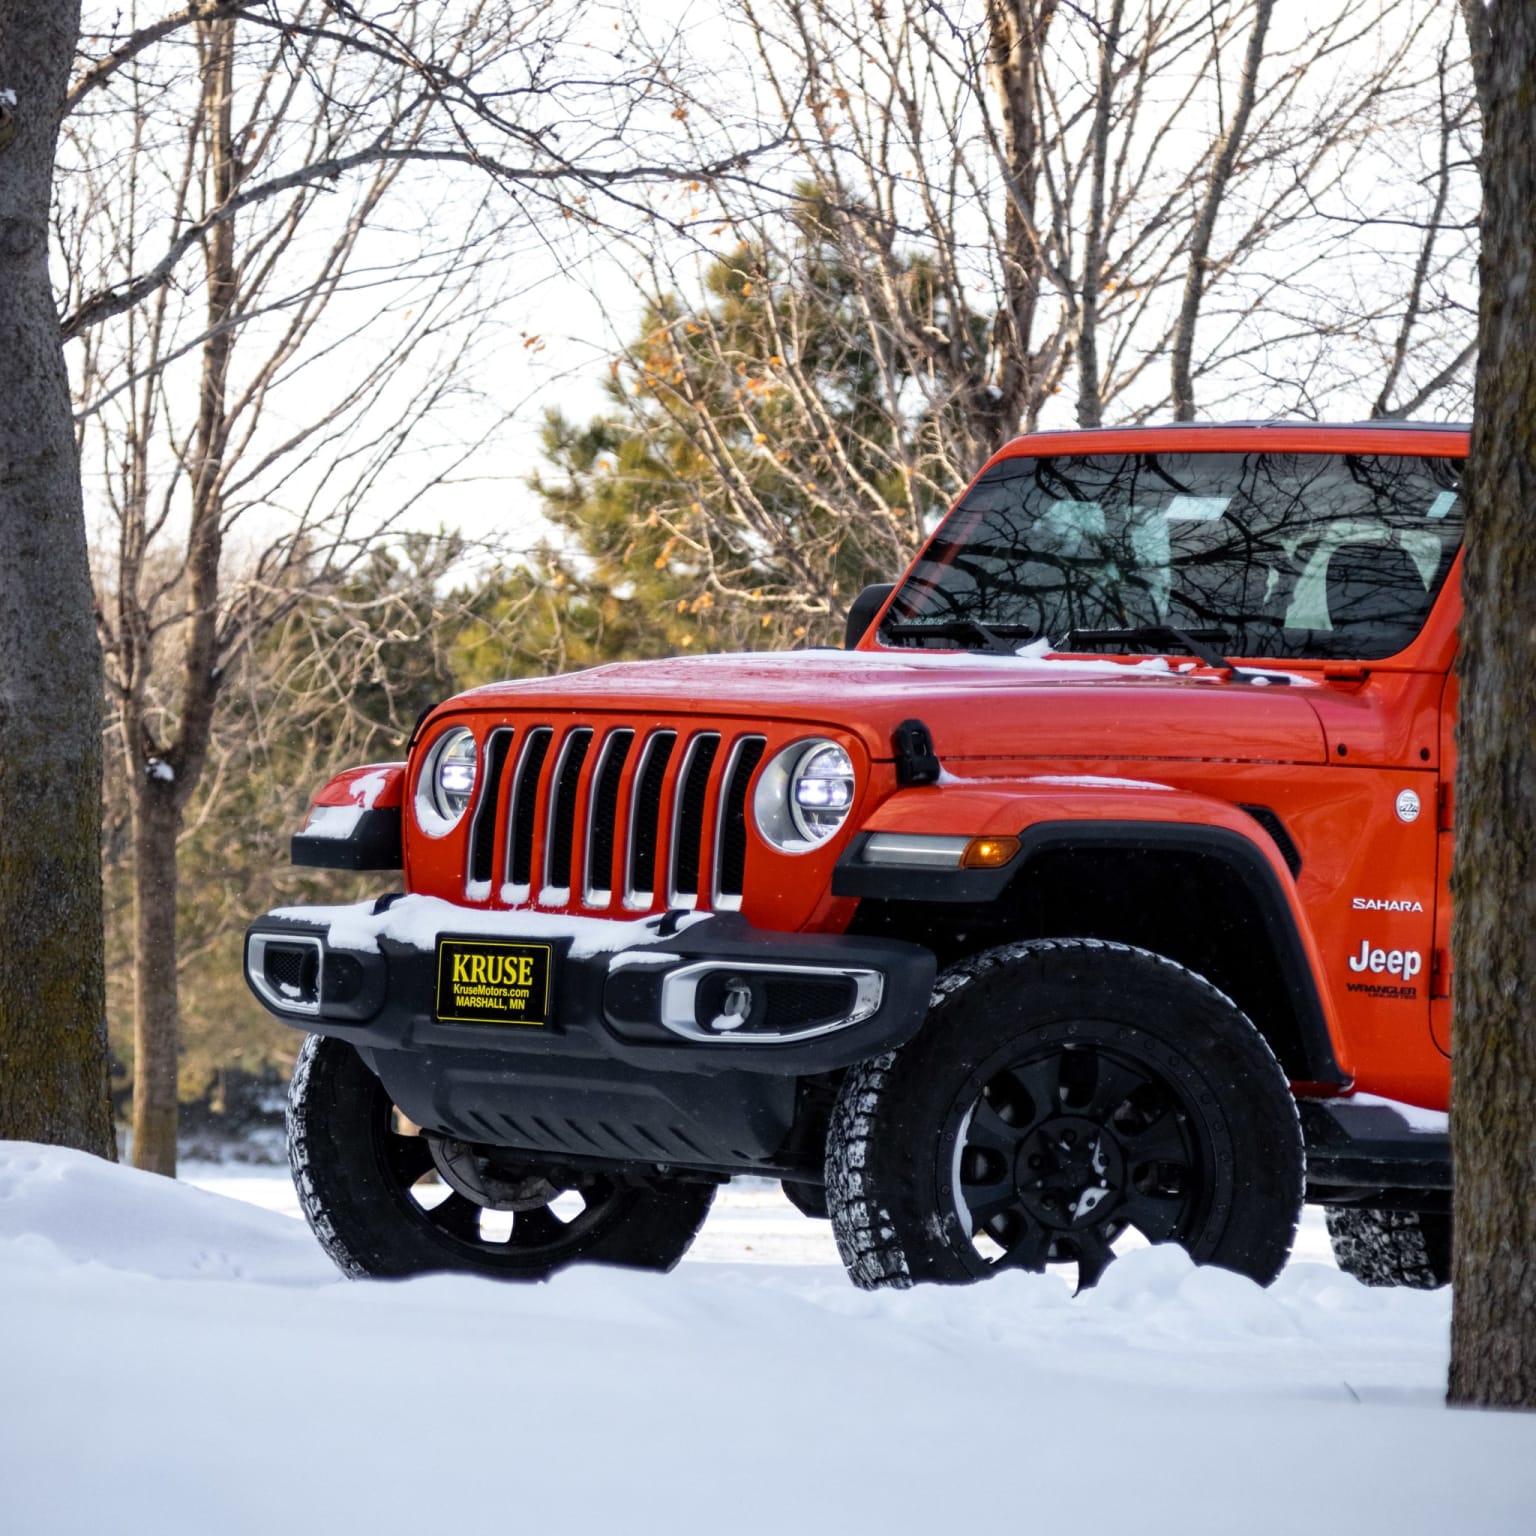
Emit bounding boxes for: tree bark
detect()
[129,783,180,1174]
[0,2,116,1157]
[1170,0,1274,422]
[1448,0,1536,1411]
[983,0,1053,450]
[124,17,240,1176]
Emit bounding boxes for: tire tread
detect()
[825,938,1304,1292]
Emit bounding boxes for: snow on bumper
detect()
[244,896,936,1170]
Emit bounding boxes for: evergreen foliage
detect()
[524,203,941,655]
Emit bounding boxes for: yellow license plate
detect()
[434,938,553,1026]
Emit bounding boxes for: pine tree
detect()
[528,209,941,655]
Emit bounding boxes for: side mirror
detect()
[845,583,895,649]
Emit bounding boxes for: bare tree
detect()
[1448,0,1536,1412]
[1169,0,1275,420]
[537,0,1476,645]
[62,2,780,337]
[745,1,1468,436]
[57,0,775,1172]
[63,9,528,1172]
[1368,27,1480,420]
[0,0,116,1158]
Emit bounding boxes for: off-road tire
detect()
[826,939,1304,1291]
[1325,1206,1451,1289]
[289,1034,716,1279]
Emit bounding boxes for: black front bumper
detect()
[245,903,936,1173]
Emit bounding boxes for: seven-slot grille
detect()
[472,722,768,914]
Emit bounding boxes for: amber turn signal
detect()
[959,835,1021,869]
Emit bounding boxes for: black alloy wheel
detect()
[826,939,1304,1293]
[948,1040,1204,1287]
[289,1033,716,1280]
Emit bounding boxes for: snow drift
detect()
[1,1142,1531,1535]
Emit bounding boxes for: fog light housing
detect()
[712,978,755,1032]
[656,962,882,1042]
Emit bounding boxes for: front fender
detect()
[833,776,1346,1085]
[290,762,406,870]
[838,776,1293,889]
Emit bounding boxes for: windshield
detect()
[882,451,1463,661]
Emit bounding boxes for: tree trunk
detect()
[129,782,181,1174]
[1074,0,1125,430]
[123,18,239,1175]
[1170,0,1275,422]
[0,2,116,1157]
[1448,0,1536,1411]
[983,0,1052,449]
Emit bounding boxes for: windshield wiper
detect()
[882,618,1036,655]
[1066,625,1290,686]
[1068,625,1231,669]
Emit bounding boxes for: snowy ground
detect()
[3,1144,1533,1535]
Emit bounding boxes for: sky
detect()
[62,0,1478,582]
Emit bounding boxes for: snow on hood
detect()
[449,645,1329,766]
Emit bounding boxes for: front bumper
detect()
[244,899,936,1172]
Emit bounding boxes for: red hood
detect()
[450,649,1329,766]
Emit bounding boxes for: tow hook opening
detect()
[247,933,323,1015]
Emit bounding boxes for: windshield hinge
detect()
[1323,665,1371,685]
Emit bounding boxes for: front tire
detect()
[288,1034,716,1279]
[826,940,1304,1292]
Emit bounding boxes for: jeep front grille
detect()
[627,731,675,899]
[544,727,594,895]
[487,722,769,915]
[508,727,553,888]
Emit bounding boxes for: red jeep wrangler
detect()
[248,421,1463,1292]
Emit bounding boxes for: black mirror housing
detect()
[845,583,895,649]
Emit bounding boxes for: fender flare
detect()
[290,762,405,871]
[834,782,1345,1085]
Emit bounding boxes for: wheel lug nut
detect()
[1062,1130,1076,1146]
[1028,1154,1042,1170]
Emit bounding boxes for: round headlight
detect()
[790,742,856,841]
[416,726,477,835]
[754,738,856,851]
